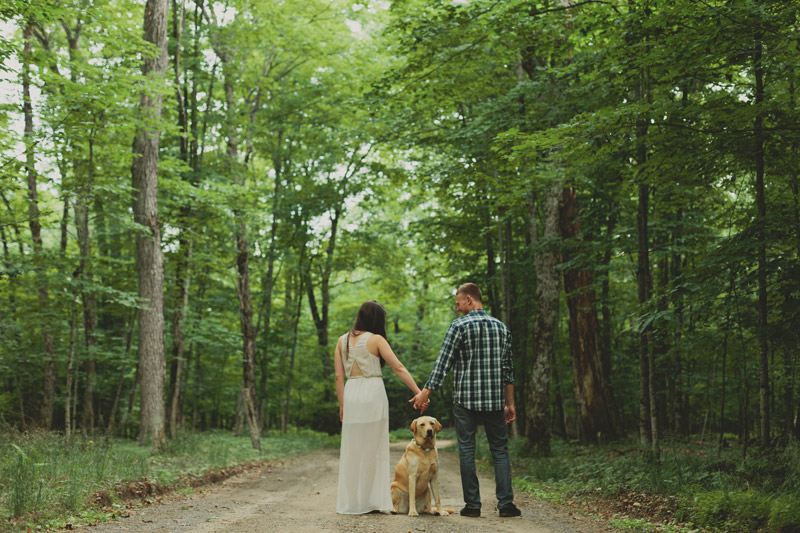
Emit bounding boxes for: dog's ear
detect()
[434,418,442,433]
[410,419,417,434]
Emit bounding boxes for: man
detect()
[411,283,521,518]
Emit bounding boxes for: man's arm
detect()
[411,322,460,410]
[502,328,515,424]
[504,384,515,424]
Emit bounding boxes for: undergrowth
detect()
[473,434,800,532]
[0,427,335,531]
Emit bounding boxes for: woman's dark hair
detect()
[347,300,387,367]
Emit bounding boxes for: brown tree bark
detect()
[282,271,304,432]
[166,0,193,439]
[168,237,191,438]
[524,183,562,455]
[76,138,98,434]
[65,300,78,443]
[235,217,261,450]
[559,187,618,443]
[497,207,513,328]
[754,38,770,448]
[635,96,656,455]
[257,146,285,429]
[207,10,261,450]
[484,205,499,317]
[131,0,169,450]
[108,312,136,435]
[22,23,57,430]
[638,177,656,454]
[598,209,616,404]
[307,207,340,405]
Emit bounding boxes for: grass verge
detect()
[0,427,337,531]
[473,434,800,532]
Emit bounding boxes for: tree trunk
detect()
[258,176,282,428]
[732,272,751,457]
[211,25,262,448]
[168,237,192,438]
[497,208,512,327]
[517,233,532,437]
[638,177,657,456]
[108,312,136,435]
[670,211,686,435]
[524,182,562,455]
[484,205,499,317]
[76,139,98,434]
[636,125,654,451]
[307,208,340,403]
[719,295,730,452]
[559,187,618,443]
[283,272,304,431]
[236,218,261,450]
[65,300,78,443]
[753,38,770,448]
[599,208,616,411]
[22,23,57,430]
[131,0,169,450]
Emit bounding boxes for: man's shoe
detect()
[498,503,522,517]
[460,507,481,517]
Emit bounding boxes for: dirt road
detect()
[81,441,611,533]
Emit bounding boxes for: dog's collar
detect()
[412,439,435,452]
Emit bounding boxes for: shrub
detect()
[679,490,770,532]
[767,494,800,532]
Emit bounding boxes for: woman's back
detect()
[341,332,382,378]
[337,330,391,513]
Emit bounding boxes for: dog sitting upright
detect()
[391,416,449,517]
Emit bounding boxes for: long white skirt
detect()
[336,377,392,514]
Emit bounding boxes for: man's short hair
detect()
[457,283,482,303]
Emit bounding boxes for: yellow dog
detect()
[390,416,449,516]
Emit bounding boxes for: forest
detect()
[1,0,800,530]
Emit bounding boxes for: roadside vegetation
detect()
[475,436,800,532]
[0,428,336,531]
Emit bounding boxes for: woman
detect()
[334,300,428,514]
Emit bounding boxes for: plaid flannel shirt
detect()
[424,309,514,411]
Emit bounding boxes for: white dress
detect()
[336,332,392,514]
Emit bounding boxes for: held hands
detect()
[409,389,431,414]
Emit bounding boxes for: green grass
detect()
[0,427,335,531]
[471,434,800,532]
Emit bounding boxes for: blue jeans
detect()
[453,402,514,510]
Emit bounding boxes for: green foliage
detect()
[0,429,147,519]
[767,494,800,532]
[482,436,800,532]
[0,428,332,529]
[677,490,770,532]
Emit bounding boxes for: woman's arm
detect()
[375,335,422,395]
[334,339,345,421]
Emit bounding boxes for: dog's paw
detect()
[409,510,419,517]
[438,509,450,516]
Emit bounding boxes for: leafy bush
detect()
[678,490,770,532]
[767,494,800,532]
[500,435,800,531]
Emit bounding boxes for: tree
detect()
[131,0,169,449]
